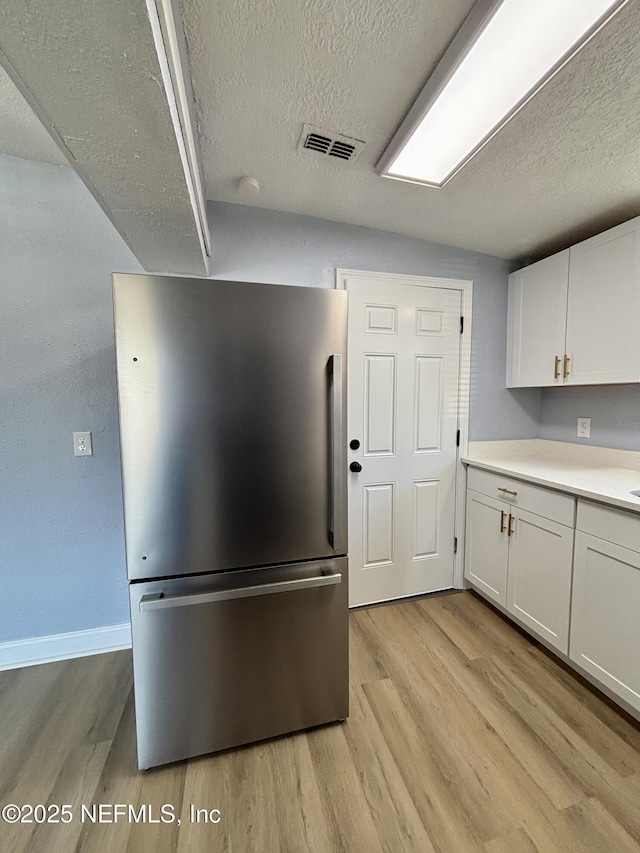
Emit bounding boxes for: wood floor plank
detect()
[472,653,640,842]
[2,655,127,853]
[222,739,281,853]
[418,591,521,660]
[489,644,640,779]
[24,741,111,853]
[175,752,233,853]
[362,676,484,853]
[415,612,586,810]
[349,610,389,686]
[306,718,385,853]
[266,731,334,853]
[343,682,437,853]
[527,643,640,760]
[74,690,143,853]
[0,661,72,799]
[85,654,133,745]
[125,761,186,853]
[526,797,640,853]
[364,603,571,835]
[1,592,638,852]
[484,828,540,853]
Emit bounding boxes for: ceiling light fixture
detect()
[377,0,630,188]
[145,0,211,268]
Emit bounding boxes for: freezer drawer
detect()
[129,557,349,769]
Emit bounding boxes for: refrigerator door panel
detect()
[113,274,348,581]
[129,557,349,769]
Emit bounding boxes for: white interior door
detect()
[345,274,462,607]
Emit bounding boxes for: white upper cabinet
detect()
[565,219,640,385]
[507,250,569,387]
[507,215,640,387]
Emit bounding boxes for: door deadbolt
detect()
[350,439,360,450]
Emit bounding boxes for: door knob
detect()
[349,461,362,473]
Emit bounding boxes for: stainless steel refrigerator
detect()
[113,273,348,770]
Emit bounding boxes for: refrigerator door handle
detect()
[138,572,342,611]
[329,353,346,553]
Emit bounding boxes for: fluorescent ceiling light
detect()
[378,0,629,188]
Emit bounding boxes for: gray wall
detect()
[0,155,141,643]
[208,202,541,442]
[540,386,640,451]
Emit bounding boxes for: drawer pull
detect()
[500,510,506,533]
[507,514,515,536]
[498,487,518,496]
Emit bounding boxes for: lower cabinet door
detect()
[465,490,509,605]
[570,532,640,713]
[506,509,574,653]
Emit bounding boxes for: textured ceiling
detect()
[0,0,206,275]
[184,0,640,261]
[0,67,67,166]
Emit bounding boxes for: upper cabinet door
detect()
[507,250,569,388]
[565,219,640,385]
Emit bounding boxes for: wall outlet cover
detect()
[73,431,93,456]
[577,417,591,439]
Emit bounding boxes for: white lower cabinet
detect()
[465,476,575,654]
[570,505,640,714]
[506,509,574,653]
[465,491,509,605]
[465,469,640,720]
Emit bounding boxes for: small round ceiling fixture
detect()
[237,176,260,197]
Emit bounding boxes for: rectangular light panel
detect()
[381,0,628,187]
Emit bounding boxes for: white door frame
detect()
[337,268,473,590]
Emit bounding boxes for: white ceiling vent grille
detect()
[298,124,365,164]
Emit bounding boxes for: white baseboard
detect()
[0,622,132,671]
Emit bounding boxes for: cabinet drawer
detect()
[466,467,575,527]
[576,500,640,552]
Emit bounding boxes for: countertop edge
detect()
[462,457,640,515]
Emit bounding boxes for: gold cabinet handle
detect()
[498,487,518,496]
[500,510,506,533]
[563,354,570,378]
[554,355,561,379]
[507,513,515,536]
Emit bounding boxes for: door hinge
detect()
[460,316,464,334]
[456,429,460,447]
[454,536,458,554]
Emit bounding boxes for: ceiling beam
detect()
[0,0,209,276]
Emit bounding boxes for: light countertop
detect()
[463,440,640,514]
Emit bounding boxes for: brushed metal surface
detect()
[113,274,348,581]
[129,557,349,769]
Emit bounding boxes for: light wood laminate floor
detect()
[1,591,639,852]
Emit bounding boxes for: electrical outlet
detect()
[577,418,591,439]
[73,431,93,456]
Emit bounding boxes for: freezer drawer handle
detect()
[328,353,346,553]
[138,572,343,611]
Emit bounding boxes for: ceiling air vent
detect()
[298,124,365,164]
